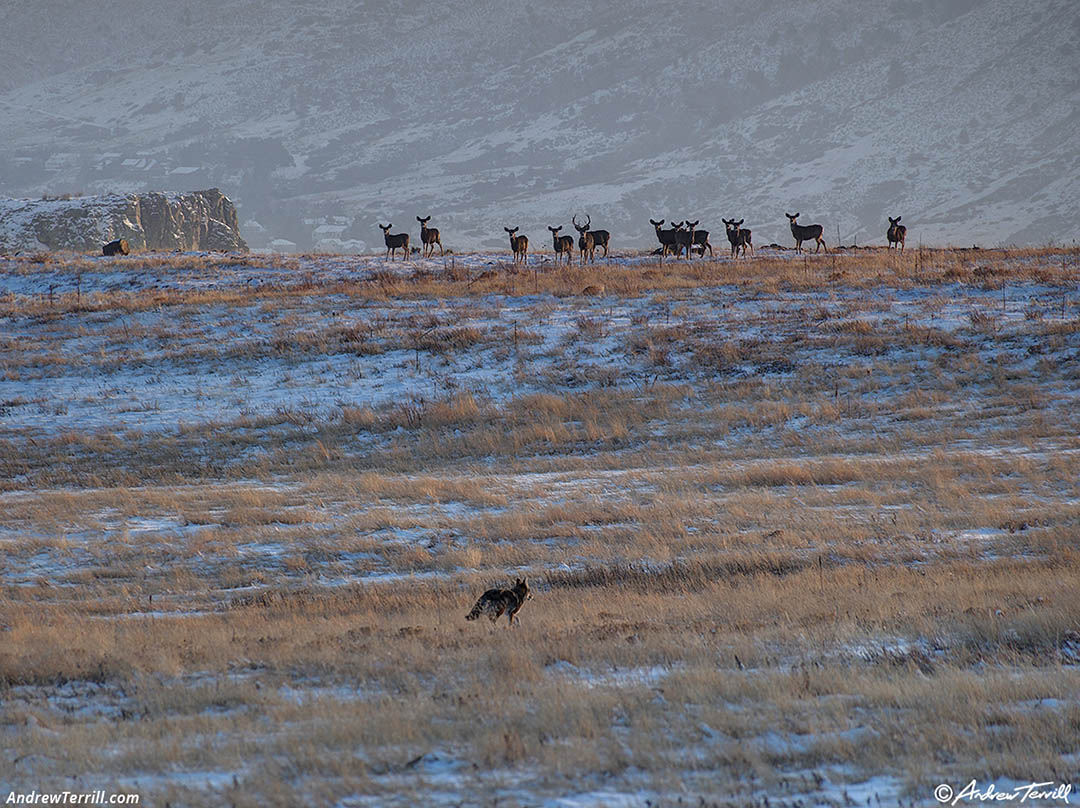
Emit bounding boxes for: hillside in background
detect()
[1,0,1077,250]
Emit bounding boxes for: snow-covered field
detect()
[1,247,1073,435]
[1,248,1078,806]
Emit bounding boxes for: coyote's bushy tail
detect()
[465,598,486,621]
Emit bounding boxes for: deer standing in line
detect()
[378,223,410,261]
[581,215,611,258]
[723,218,754,258]
[505,227,528,265]
[650,218,681,261]
[785,212,826,254]
[548,226,575,266]
[673,220,698,259]
[690,224,713,258]
[416,216,444,257]
[887,216,906,251]
[573,215,595,265]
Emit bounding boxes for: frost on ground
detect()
[1,248,1078,806]
[1,248,1074,436]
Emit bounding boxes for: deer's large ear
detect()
[896,216,901,222]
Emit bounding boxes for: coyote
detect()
[465,578,531,626]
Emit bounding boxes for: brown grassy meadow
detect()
[1,246,1079,806]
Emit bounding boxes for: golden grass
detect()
[1,247,1078,803]
[2,246,1077,318]
[3,557,1079,801]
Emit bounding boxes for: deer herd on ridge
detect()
[376,213,908,264]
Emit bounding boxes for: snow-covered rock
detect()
[0,189,248,253]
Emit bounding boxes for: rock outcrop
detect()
[0,189,248,253]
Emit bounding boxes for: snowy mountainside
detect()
[0,0,1076,249]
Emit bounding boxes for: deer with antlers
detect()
[887,216,906,251]
[572,215,596,265]
[650,218,681,261]
[416,216,444,257]
[548,226,575,266]
[785,212,826,254]
[378,223,410,261]
[505,227,528,265]
[578,214,610,258]
[723,218,753,258]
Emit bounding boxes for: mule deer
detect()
[548,226,575,265]
[723,218,753,258]
[690,225,713,258]
[505,226,528,265]
[650,218,681,260]
[579,214,610,258]
[785,213,826,254]
[573,215,595,265]
[673,220,698,259]
[378,223,410,261]
[887,216,906,251]
[416,216,444,257]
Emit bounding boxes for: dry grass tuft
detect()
[1,246,1078,804]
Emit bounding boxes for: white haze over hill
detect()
[0,0,1077,251]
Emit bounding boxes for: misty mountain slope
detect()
[1,0,1076,249]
